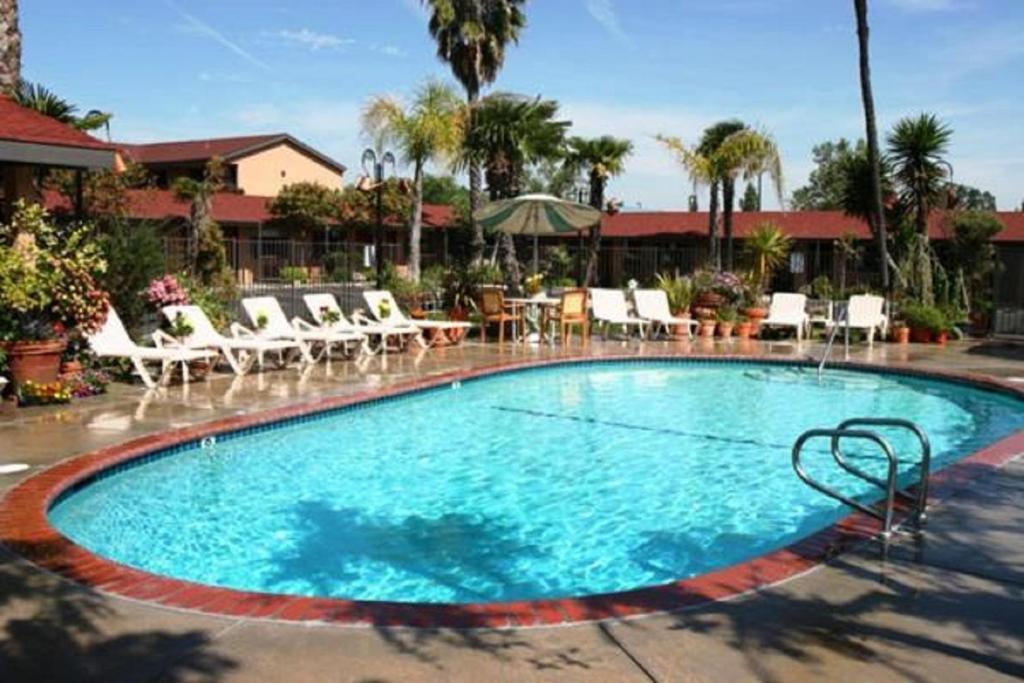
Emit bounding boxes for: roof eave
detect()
[0,139,116,170]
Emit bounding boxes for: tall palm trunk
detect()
[854,0,891,292]
[708,180,720,269]
[467,87,486,262]
[722,178,736,270]
[584,172,605,286]
[0,0,20,94]
[409,160,424,282]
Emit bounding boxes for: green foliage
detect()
[655,272,694,313]
[744,221,792,291]
[14,79,112,132]
[740,182,759,211]
[938,211,1004,313]
[716,305,738,323]
[377,262,426,310]
[422,174,471,221]
[97,220,165,333]
[803,274,836,301]
[278,266,309,283]
[950,184,997,211]
[901,302,949,333]
[439,262,504,310]
[268,182,343,231]
[542,245,574,283]
[177,272,232,331]
[790,138,866,210]
[339,179,412,226]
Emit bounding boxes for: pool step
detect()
[792,418,932,539]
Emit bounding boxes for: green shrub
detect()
[279,266,309,283]
[901,302,948,333]
[98,220,164,334]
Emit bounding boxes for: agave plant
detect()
[745,221,792,292]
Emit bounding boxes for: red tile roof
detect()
[0,95,113,150]
[44,188,455,228]
[118,134,347,173]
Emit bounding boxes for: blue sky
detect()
[21,0,1024,210]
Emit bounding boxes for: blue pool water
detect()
[50,361,1024,604]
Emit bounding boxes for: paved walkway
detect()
[1,339,1022,682]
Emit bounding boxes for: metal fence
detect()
[236,280,369,321]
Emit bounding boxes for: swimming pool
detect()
[47,360,1024,607]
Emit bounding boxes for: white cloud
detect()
[584,0,629,44]
[371,43,408,58]
[277,28,354,51]
[889,0,960,11]
[165,0,271,71]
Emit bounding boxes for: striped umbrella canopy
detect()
[474,193,601,235]
[474,194,601,273]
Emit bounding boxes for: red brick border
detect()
[1,355,1022,629]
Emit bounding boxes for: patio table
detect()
[506,295,561,344]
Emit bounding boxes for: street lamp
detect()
[357,148,397,287]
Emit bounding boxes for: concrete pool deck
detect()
[1,338,1022,681]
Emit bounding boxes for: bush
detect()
[99,221,165,333]
[901,302,948,333]
[279,266,309,283]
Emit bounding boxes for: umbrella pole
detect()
[533,233,539,274]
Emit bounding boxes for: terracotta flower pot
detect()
[60,360,84,376]
[935,331,949,346]
[698,321,717,338]
[909,327,933,344]
[744,307,768,323]
[735,322,753,339]
[671,311,692,337]
[893,326,910,344]
[694,292,725,313]
[717,322,735,338]
[2,339,68,387]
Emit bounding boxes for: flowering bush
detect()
[17,379,72,406]
[712,271,745,302]
[144,274,191,308]
[65,368,111,398]
[0,201,109,341]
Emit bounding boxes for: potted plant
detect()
[655,272,694,335]
[891,322,911,344]
[319,306,342,328]
[255,311,270,332]
[716,305,737,338]
[902,303,947,344]
[735,315,754,340]
[0,201,110,388]
[168,311,195,341]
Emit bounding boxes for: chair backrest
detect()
[162,305,221,345]
[768,293,808,323]
[303,293,347,327]
[241,297,292,337]
[480,289,505,316]
[847,294,885,327]
[87,307,137,354]
[363,290,409,324]
[590,288,630,321]
[560,289,588,319]
[633,289,672,320]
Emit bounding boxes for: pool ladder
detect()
[792,418,931,539]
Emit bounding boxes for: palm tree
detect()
[745,221,791,293]
[887,112,952,305]
[563,136,633,285]
[460,92,568,287]
[421,0,528,261]
[14,79,112,132]
[658,122,782,271]
[655,135,719,266]
[0,0,19,94]
[172,158,229,284]
[854,0,891,292]
[362,81,464,282]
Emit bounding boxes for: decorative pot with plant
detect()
[716,305,737,338]
[0,201,110,388]
[698,319,717,338]
[902,303,947,344]
[255,311,270,332]
[735,316,753,340]
[319,306,342,328]
[168,311,195,342]
[655,272,694,335]
[524,273,544,297]
[891,322,910,344]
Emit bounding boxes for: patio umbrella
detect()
[473,193,601,273]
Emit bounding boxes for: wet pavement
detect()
[1,337,1022,682]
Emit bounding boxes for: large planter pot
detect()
[935,331,949,346]
[671,311,692,337]
[892,326,910,344]
[909,327,933,344]
[698,320,717,338]
[717,322,735,338]
[694,292,725,312]
[1,339,68,387]
[735,322,753,340]
[744,307,768,324]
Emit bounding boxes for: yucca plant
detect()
[655,272,693,314]
[745,221,791,292]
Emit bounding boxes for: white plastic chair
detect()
[632,289,698,339]
[303,293,417,354]
[362,291,472,348]
[831,294,888,345]
[590,288,648,339]
[87,307,215,388]
[760,293,810,341]
[240,297,365,361]
[161,305,303,374]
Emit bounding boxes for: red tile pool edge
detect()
[1,354,1022,629]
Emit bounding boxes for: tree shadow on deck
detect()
[0,543,237,683]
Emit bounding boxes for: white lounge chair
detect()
[161,305,303,375]
[632,289,698,339]
[590,288,648,340]
[829,294,888,345]
[760,293,810,341]
[87,307,215,388]
[363,291,472,348]
[303,293,417,354]
[241,297,365,361]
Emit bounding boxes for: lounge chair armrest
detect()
[152,329,183,348]
[230,322,259,339]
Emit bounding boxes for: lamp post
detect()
[358,148,397,287]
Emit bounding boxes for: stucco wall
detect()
[235,143,343,196]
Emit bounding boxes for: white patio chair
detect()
[161,305,303,375]
[240,297,365,361]
[590,288,648,339]
[303,293,417,354]
[829,294,888,345]
[632,289,698,339]
[87,307,215,388]
[362,291,472,348]
[760,293,810,341]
